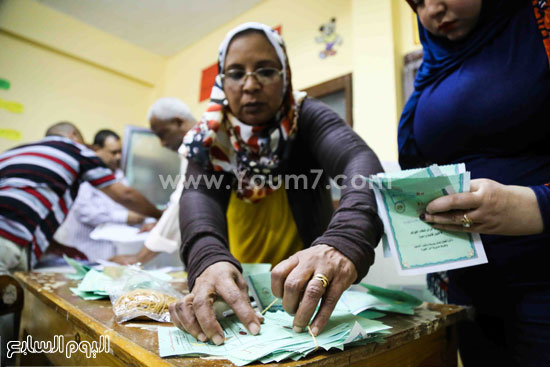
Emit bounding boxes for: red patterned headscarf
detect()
[183,22,307,203]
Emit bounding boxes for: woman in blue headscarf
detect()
[400,0,550,365]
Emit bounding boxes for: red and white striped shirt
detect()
[0,136,117,264]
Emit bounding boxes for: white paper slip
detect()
[90,223,148,243]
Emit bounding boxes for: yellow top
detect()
[227,188,303,266]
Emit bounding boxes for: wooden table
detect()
[14,271,465,366]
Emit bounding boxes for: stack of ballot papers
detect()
[158,272,424,365]
[63,255,92,280]
[368,164,487,275]
[65,258,271,301]
[69,269,112,300]
[349,283,423,315]
[158,310,391,365]
[246,272,422,316]
[63,256,173,300]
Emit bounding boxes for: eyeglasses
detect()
[221,67,283,86]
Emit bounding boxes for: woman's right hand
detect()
[168,262,262,345]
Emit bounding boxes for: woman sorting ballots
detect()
[168,23,384,345]
[400,0,550,365]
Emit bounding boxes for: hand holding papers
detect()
[368,164,487,275]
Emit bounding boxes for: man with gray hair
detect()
[110,98,196,265]
[149,97,197,152]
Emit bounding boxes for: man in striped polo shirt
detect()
[53,129,150,262]
[0,122,163,273]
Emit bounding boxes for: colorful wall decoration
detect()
[199,63,218,102]
[0,129,22,141]
[315,18,342,59]
[0,79,10,90]
[0,98,24,114]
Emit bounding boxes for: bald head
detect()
[45,122,84,144]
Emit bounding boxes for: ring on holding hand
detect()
[461,213,473,228]
[312,273,330,288]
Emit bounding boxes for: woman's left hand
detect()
[271,244,357,336]
[422,179,543,235]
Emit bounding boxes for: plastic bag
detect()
[106,266,183,323]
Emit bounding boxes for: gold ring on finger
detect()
[312,273,330,288]
[461,213,473,228]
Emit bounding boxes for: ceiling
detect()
[35,0,265,57]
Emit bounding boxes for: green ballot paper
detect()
[158,272,442,365]
[369,164,487,275]
[246,272,422,316]
[246,272,283,312]
[241,262,272,276]
[158,310,391,365]
[63,254,91,280]
[157,274,411,365]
